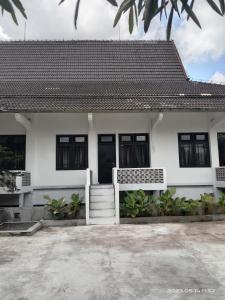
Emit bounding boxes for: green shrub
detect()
[44,193,81,219]
[68,193,81,218]
[159,188,176,216]
[120,190,149,218]
[44,196,68,219]
[200,193,216,215]
[181,199,200,216]
[218,193,225,214]
[119,188,222,218]
[147,194,161,216]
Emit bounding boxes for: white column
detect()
[88,113,98,184]
[115,134,119,168]
[150,113,164,167]
[14,113,37,187]
[209,127,220,198]
[25,114,38,186]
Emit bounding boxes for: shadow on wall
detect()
[0,208,9,222]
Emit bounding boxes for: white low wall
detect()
[32,187,85,206]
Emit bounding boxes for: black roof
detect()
[0,40,225,112]
[0,40,187,82]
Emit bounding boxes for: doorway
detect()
[98,134,116,184]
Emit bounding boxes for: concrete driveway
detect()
[1,222,225,300]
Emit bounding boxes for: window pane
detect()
[57,145,70,169]
[119,134,149,168]
[56,135,88,170]
[72,144,85,169]
[59,137,69,143]
[120,144,133,168]
[121,135,131,142]
[180,143,193,167]
[134,144,149,167]
[195,143,209,167]
[100,136,113,143]
[195,134,206,141]
[178,132,210,168]
[75,136,85,143]
[136,135,146,142]
[0,135,26,170]
[180,134,191,141]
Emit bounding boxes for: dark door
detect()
[98,134,116,184]
[218,133,225,166]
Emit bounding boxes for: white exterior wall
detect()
[1,112,225,200]
[152,112,212,186]
[28,113,88,186]
[0,113,25,135]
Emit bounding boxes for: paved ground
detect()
[1,222,225,300]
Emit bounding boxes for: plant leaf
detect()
[206,0,223,15]
[0,0,18,24]
[113,0,134,27]
[138,0,143,15]
[219,0,225,14]
[144,0,155,32]
[134,2,138,24]
[74,0,81,29]
[58,0,66,4]
[11,0,27,18]
[106,0,118,6]
[166,6,174,40]
[180,0,201,29]
[129,6,134,33]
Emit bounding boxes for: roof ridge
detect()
[0,39,172,43]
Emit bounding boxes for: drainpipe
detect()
[210,114,225,129]
[209,114,225,199]
[151,112,164,130]
[150,113,164,166]
[15,113,31,131]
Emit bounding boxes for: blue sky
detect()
[186,56,225,82]
[0,0,224,84]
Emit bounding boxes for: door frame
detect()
[98,134,116,184]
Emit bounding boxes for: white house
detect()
[0,40,225,224]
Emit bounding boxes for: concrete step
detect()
[90,189,114,196]
[89,217,117,225]
[91,185,113,189]
[90,209,115,218]
[90,194,114,203]
[90,201,115,210]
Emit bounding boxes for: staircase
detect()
[89,185,117,225]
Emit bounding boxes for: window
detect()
[218,133,225,166]
[0,135,26,170]
[119,134,150,168]
[178,133,210,168]
[56,135,88,170]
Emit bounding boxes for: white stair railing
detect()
[85,168,91,225]
[113,168,120,224]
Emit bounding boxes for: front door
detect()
[98,134,116,184]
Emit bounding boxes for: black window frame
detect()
[119,133,150,168]
[56,135,88,170]
[178,132,211,168]
[0,135,26,171]
[218,133,225,167]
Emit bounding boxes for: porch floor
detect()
[1,223,225,299]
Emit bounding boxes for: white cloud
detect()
[173,0,225,63]
[0,0,141,40]
[0,0,166,41]
[211,72,225,84]
[0,26,10,40]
